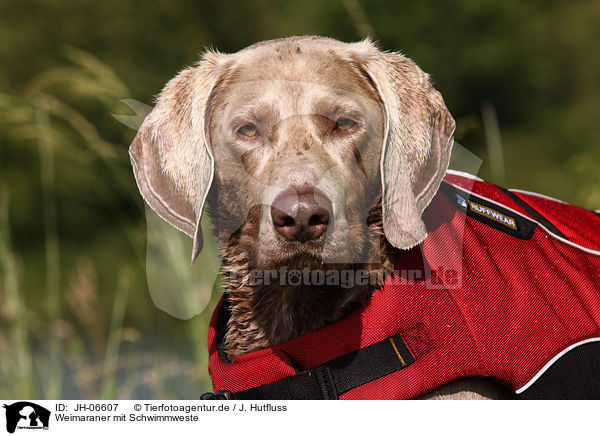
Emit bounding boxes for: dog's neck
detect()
[216,202,396,358]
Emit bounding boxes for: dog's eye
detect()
[333,118,357,133]
[237,124,259,138]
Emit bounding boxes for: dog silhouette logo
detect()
[3,402,50,434]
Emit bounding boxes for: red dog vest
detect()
[207,171,600,399]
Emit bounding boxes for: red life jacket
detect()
[206,171,600,399]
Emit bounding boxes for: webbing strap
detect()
[227,333,414,400]
[494,185,570,240]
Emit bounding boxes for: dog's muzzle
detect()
[270,185,332,242]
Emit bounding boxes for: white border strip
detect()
[446,172,568,205]
[515,337,600,394]
[446,169,484,182]
[445,180,600,256]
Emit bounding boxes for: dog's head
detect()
[129,37,455,270]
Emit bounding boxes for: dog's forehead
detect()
[213,46,381,122]
[219,79,369,118]
[226,42,377,99]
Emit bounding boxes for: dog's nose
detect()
[271,186,331,242]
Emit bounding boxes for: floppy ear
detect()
[360,46,455,249]
[129,52,226,262]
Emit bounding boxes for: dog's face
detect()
[208,46,384,269]
[129,37,455,269]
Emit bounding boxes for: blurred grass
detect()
[100,268,131,399]
[0,188,34,398]
[0,48,218,399]
[36,94,62,399]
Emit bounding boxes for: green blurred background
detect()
[0,0,598,399]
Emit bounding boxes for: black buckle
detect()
[200,390,234,400]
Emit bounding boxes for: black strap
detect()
[204,333,414,400]
[438,181,536,240]
[232,366,339,400]
[494,185,570,241]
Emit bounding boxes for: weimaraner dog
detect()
[130,36,519,399]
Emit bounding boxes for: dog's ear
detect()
[129,52,227,262]
[358,43,455,249]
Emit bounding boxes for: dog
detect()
[130,36,600,400]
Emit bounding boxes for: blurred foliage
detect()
[0,0,598,398]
